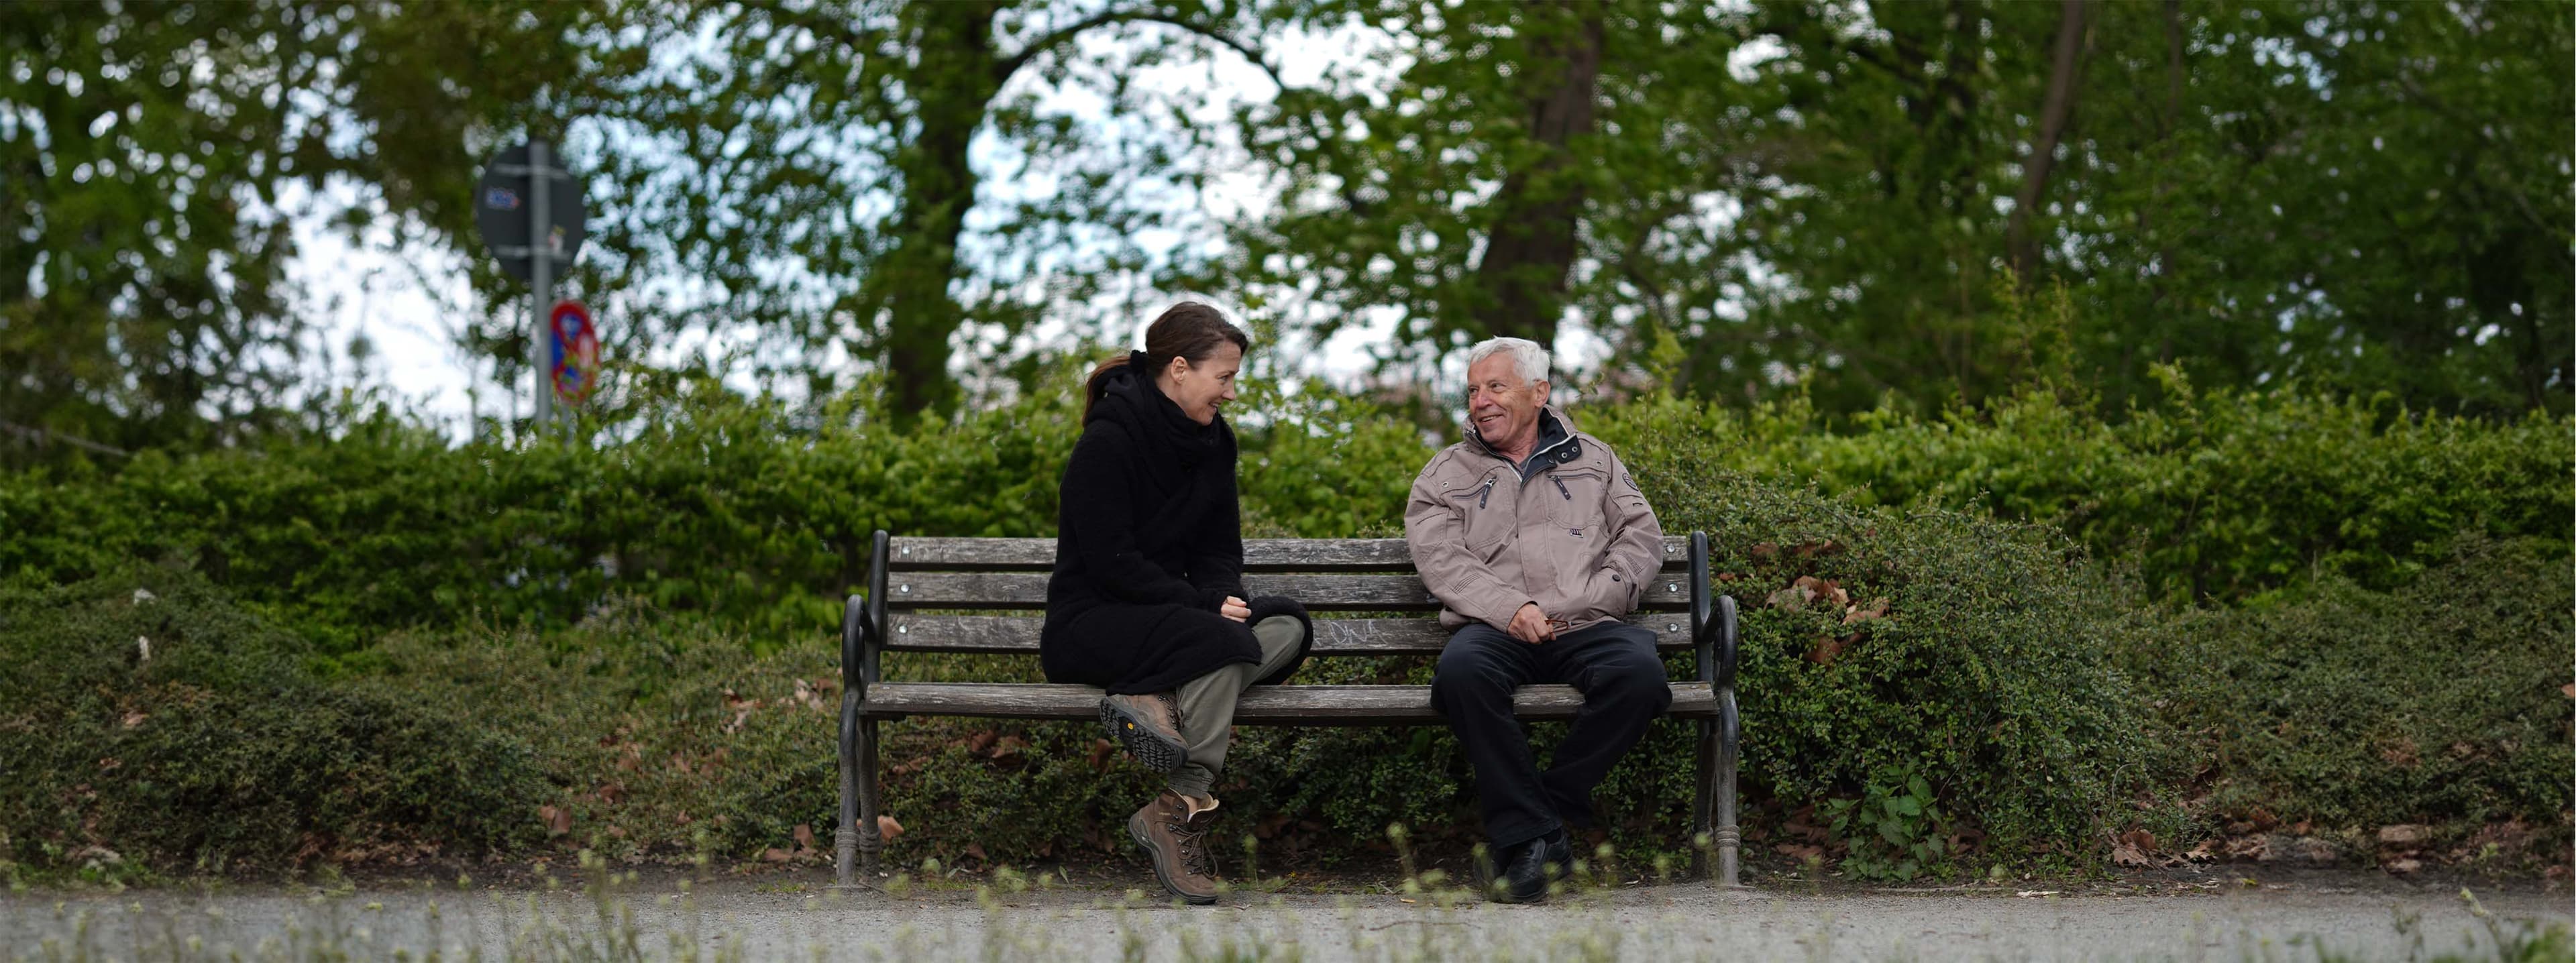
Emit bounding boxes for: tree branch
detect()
[993,10,1285,91]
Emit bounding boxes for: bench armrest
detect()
[843,530,891,700]
[1688,531,1739,691]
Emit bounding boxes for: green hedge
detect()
[0,374,2564,879]
[2129,535,2572,839]
[1646,372,2573,604]
[3,371,2562,658]
[0,571,548,879]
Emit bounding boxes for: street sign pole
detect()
[477,134,588,437]
[528,137,555,431]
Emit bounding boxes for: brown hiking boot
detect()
[1099,692,1187,774]
[1127,791,1221,905]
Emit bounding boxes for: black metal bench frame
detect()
[834,528,1743,887]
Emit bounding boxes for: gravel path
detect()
[4,870,2565,961]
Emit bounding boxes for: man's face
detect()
[1465,353,1547,450]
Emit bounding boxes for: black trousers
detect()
[1430,620,1672,850]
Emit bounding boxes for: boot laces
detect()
[1164,810,1216,878]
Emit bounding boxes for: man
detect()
[1404,336,1670,904]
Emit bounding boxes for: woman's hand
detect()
[1220,596,1251,622]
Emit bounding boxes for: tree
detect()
[1216,0,2566,418]
[1202,0,1735,378]
[0,0,601,465]
[557,0,1283,423]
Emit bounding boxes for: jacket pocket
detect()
[1543,468,1608,530]
[1446,477,1509,550]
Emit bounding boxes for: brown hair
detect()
[1082,301,1251,420]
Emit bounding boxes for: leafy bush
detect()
[0,571,547,878]
[1619,372,2573,605]
[1596,404,2174,868]
[0,374,1440,658]
[2129,535,2572,841]
[1,374,2563,878]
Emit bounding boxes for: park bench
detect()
[833,529,1744,887]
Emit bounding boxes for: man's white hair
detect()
[1464,337,1551,386]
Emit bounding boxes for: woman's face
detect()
[1159,343,1242,425]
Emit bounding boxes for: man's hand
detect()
[1220,596,1251,622]
[1506,602,1555,644]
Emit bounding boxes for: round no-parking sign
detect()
[549,300,600,407]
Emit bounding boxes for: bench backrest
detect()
[851,532,1712,663]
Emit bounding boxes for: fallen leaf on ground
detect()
[1806,633,1860,666]
[1792,575,1849,608]
[1766,584,1814,612]
[539,805,571,836]
[1841,597,1889,625]
[965,843,988,862]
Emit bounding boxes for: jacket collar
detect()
[1466,404,1582,474]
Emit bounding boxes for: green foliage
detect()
[1,381,2564,878]
[1605,408,2169,862]
[0,570,547,877]
[1822,767,1953,882]
[1588,378,2573,604]
[2128,535,2573,837]
[0,1,606,464]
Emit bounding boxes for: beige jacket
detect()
[1403,406,1664,634]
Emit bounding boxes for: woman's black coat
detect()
[1040,359,1309,694]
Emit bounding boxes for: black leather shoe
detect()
[1491,831,1569,904]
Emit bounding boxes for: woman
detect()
[1041,301,1310,906]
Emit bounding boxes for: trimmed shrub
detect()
[2130,535,2573,839]
[0,571,547,877]
[1592,400,2175,869]
[1633,375,2573,605]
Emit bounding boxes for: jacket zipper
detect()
[1477,478,1494,509]
[1552,475,1571,500]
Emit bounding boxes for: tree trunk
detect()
[877,1,1001,421]
[2006,0,2090,286]
[1472,1,1603,349]
[2152,0,2184,363]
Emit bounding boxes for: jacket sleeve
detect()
[1581,443,1664,616]
[1184,465,1247,610]
[1403,460,1534,631]
[1061,424,1207,608]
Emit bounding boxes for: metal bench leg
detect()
[855,718,883,878]
[1693,716,1716,878]
[1716,688,1742,888]
[836,692,861,885]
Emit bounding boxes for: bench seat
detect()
[860,681,1721,724]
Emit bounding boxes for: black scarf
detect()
[1087,356,1236,556]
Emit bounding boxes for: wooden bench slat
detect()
[880,572,1695,611]
[860,681,1717,724]
[884,536,1696,572]
[883,614,1699,654]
